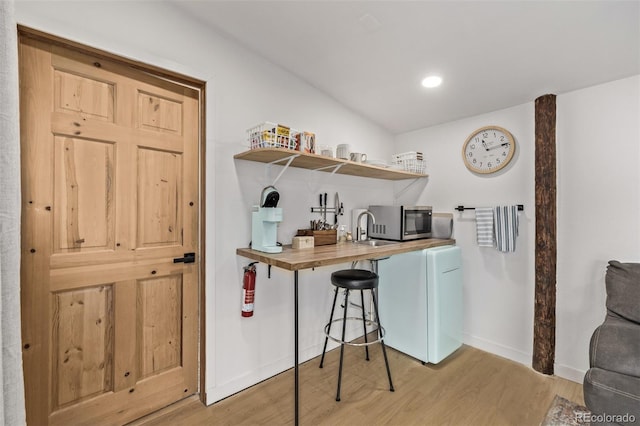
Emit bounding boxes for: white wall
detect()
[15,1,396,403]
[395,104,536,365]
[555,75,640,381]
[395,75,640,382]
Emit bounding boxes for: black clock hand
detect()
[488,142,510,151]
[481,140,489,151]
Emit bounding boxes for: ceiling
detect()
[173,1,640,134]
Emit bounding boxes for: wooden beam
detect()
[533,94,557,375]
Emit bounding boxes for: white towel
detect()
[494,205,519,252]
[475,207,495,247]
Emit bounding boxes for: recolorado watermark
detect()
[576,411,636,424]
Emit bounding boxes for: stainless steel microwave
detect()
[367,205,433,241]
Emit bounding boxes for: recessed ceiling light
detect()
[421,75,443,88]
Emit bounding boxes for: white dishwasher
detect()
[377,245,462,364]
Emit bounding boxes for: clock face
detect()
[462,126,516,174]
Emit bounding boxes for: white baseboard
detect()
[555,363,586,384]
[206,331,586,404]
[206,354,294,405]
[206,324,362,405]
[463,333,586,385]
[463,333,531,367]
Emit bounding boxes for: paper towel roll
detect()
[432,213,454,239]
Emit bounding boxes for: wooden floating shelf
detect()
[234,147,427,181]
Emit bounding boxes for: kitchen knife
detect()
[323,193,327,225]
[334,192,339,224]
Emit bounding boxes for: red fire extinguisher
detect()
[242,262,258,317]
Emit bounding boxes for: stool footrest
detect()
[323,317,386,347]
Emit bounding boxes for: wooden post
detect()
[533,94,557,375]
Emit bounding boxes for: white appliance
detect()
[251,207,283,253]
[251,186,283,253]
[377,245,462,364]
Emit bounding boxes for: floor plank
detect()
[131,344,584,426]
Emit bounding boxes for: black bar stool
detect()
[319,269,394,401]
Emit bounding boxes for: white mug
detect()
[321,147,333,157]
[350,152,367,163]
[336,144,351,160]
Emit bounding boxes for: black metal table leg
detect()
[294,270,299,426]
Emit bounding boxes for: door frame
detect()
[17,24,208,407]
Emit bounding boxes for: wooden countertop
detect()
[236,238,455,271]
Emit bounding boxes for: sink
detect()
[352,239,399,247]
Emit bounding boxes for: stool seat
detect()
[331,269,378,290]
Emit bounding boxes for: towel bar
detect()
[455,205,524,212]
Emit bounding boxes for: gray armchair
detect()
[583,261,640,425]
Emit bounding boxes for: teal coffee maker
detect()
[251,186,283,253]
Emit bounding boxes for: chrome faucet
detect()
[356,210,376,241]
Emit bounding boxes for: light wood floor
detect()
[132,343,583,426]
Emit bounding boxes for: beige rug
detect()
[541,395,591,425]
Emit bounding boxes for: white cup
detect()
[336,144,351,160]
[320,146,333,157]
[350,152,367,163]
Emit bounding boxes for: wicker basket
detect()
[391,152,426,173]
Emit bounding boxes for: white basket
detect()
[247,122,300,150]
[391,158,426,174]
[391,151,423,162]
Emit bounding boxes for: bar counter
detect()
[236,238,456,271]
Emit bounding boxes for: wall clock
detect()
[462,125,516,174]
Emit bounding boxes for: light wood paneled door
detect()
[19,35,201,426]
